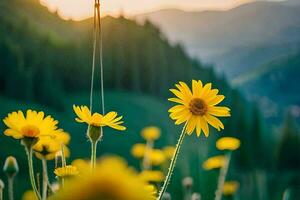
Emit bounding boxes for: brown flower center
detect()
[21,125,40,138]
[189,98,208,116]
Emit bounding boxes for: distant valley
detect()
[136,0,300,120]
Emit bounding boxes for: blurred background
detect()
[1,0,300,199]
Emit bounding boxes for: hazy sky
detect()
[41,0,260,20]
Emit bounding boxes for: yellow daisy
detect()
[141,126,161,141]
[73,105,126,131]
[202,155,226,170]
[54,165,79,178]
[3,110,58,139]
[33,130,70,160]
[168,80,230,137]
[216,137,241,151]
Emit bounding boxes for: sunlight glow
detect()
[40,0,255,21]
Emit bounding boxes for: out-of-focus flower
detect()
[22,190,37,200]
[168,80,230,137]
[33,130,70,160]
[3,110,58,139]
[145,184,157,198]
[223,181,239,196]
[140,170,165,183]
[216,137,241,151]
[54,165,79,178]
[141,126,161,141]
[73,105,126,131]
[131,143,146,159]
[71,159,90,173]
[162,192,171,200]
[182,177,193,189]
[203,155,225,170]
[163,146,175,160]
[51,157,156,200]
[149,149,166,166]
[191,193,201,200]
[3,156,19,178]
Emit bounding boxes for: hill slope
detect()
[233,51,300,119]
[136,1,300,77]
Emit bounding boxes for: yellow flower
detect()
[203,155,226,170]
[22,190,37,200]
[131,143,146,159]
[223,181,239,196]
[140,170,165,183]
[54,165,79,178]
[149,149,166,166]
[145,185,157,198]
[71,159,90,174]
[73,105,126,131]
[141,126,161,141]
[168,80,230,137]
[163,146,175,160]
[3,110,58,139]
[33,130,70,160]
[51,157,156,200]
[216,137,241,151]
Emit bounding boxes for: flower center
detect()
[21,125,40,138]
[189,98,207,116]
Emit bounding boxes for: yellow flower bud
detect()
[3,156,19,178]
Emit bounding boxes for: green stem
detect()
[0,188,2,200]
[143,140,153,170]
[8,177,14,200]
[61,144,66,168]
[25,147,42,200]
[157,124,187,200]
[215,152,232,200]
[90,141,98,170]
[282,188,291,200]
[42,159,48,200]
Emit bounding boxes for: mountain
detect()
[136,1,300,78]
[136,0,300,120]
[232,51,300,119]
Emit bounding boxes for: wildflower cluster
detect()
[131,126,175,185]
[0,79,232,200]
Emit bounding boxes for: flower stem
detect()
[158,124,187,200]
[215,152,232,200]
[25,147,42,200]
[0,188,2,200]
[8,177,14,200]
[90,141,98,170]
[42,159,49,200]
[143,140,153,170]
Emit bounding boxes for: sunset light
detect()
[40,0,253,20]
